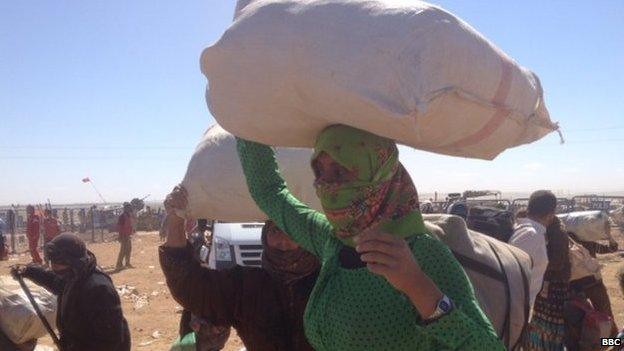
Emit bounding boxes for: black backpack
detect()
[466,206,515,242]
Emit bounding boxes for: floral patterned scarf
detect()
[312,125,426,247]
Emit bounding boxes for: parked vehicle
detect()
[207,222,264,270]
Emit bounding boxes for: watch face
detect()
[439,300,451,312]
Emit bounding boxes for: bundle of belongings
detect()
[557,210,615,243]
[424,214,532,350]
[466,206,516,242]
[610,206,624,228]
[181,124,321,221]
[0,275,57,350]
[202,0,559,160]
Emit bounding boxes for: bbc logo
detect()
[602,338,623,346]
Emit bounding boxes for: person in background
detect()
[175,217,231,351]
[99,210,107,236]
[11,233,131,351]
[26,205,43,264]
[568,233,619,337]
[160,185,320,351]
[7,209,16,253]
[524,217,570,350]
[43,209,62,265]
[78,208,86,233]
[509,190,557,310]
[62,207,70,229]
[116,203,134,270]
[69,208,75,232]
[0,218,8,260]
[447,201,468,219]
[87,206,95,232]
[159,215,168,242]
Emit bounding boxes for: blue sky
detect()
[1,1,623,205]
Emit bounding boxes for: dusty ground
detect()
[0,231,245,351]
[596,227,624,326]
[2,228,624,350]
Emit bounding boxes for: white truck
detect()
[206,222,264,270]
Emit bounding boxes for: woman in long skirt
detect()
[525,217,570,350]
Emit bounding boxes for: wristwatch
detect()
[424,295,454,323]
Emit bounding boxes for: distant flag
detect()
[82,177,107,204]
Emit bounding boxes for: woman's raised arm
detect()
[237,138,334,257]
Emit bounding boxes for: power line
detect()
[0,146,193,150]
[1,137,623,158]
[0,156,186,160]
[564,138,624,144]
[564,126,624,132]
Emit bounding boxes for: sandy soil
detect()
[0,231,245,351]
[2,228,624,350]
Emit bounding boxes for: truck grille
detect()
[236,244,263,267]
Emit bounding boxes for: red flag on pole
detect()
[82,177,91,183]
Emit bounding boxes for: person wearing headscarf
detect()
[524,217,570,350]
[236,124,503,351]
[159,186,320,351]
[11,233,131,351]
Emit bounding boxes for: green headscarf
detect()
[312,125,426,247]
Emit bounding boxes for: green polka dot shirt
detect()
[237,139,504,351]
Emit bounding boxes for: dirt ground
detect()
[0,231,245,351]
[2,228,624,351]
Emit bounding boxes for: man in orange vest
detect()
[43,209,62,265]
[115,203,134,270]
[26,205,42,264]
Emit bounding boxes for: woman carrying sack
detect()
[237,125,503,351]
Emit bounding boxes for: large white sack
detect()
[568,238,603,282]
[181,124,321,221]
[610,206,624,227]
[423,214,532,350]
[201,0,558,160]
[558,211,614,243]
[0,275,57,345]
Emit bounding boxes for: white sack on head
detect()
[201,0,559,160]
[558,211,613,243]
[181,124,321,221]
[0,275,57,345]
[233,0,255,20]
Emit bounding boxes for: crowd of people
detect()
[6,126,622,350]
